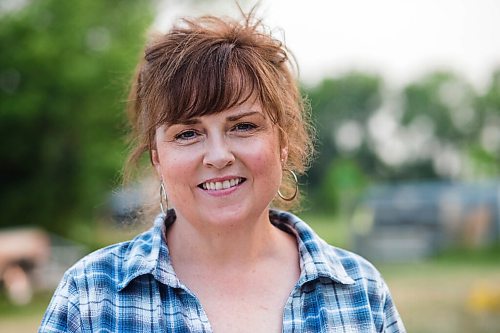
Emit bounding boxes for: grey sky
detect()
[156,0,500,90]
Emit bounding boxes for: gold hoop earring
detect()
[159,182,168,214]
[278,169,298,202]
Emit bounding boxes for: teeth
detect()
[202,178,242,191]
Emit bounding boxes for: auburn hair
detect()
[125,13,314,210]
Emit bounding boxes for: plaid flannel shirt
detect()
[39,210,406,332]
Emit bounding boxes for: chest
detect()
[81,278,381,332]
[191,278,292,333]
[160,280,379,333]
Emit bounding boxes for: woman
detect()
[40,12,406,333]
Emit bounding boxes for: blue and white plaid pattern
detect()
[39,210,406,332]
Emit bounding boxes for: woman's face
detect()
[152,99,287,229]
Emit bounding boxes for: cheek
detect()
[243,138,282,177]
[159,157,198,209]
[157,149,197,188]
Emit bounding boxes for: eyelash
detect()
[232,122,257,132]
[174,130,199,141]
[173,122,258,142]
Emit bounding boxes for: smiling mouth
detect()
[198,177,246,191]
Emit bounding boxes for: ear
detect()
[151,148,162,177]
[151,148,159,165]
[151,127,163,177]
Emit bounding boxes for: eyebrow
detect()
[175,111,263,125]
[177,118,201,125]
[226,111,263,122]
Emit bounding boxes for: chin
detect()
[199,203,268,229]
[203,208,248,227]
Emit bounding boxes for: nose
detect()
[203,135,235,169]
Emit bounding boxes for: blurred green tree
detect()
[0,0,153,237]
[303,69,500,213]
[472,69,500,176]
[303,72,383,212]
[402,71,478,142]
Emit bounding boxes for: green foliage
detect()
[304,72,383,186]
[402,71,478,142]
[307,72,382,123]
[477,69,500,113]
[303,69,500,214]
[0,0,153,235]
[316,159,368,214]
[474,68,500,171]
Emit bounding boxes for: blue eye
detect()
[234,123,257,131]
[175,130,198,141]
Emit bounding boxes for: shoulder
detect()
[66,240,130,282]
[39,241,134,332]
[62,223,159,292]
[39,222,166,332]
[306,221,387,289]
[327,245,384,283]
[310,230,387,292]
[270,209,386,288]
[272,210,406,331]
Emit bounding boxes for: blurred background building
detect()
[352,181,500,262]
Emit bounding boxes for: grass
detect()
[381,262,500,333]
[0,290,52,332]
[2,214,499,332]
[298,213,351,249]
[433,242,500,264]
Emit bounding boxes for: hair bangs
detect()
[164,44,259,125]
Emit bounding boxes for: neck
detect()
[166,208,288,269]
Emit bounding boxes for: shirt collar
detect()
[269,210,355,286]
[119,209,354,291]
[118,210,181,291]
